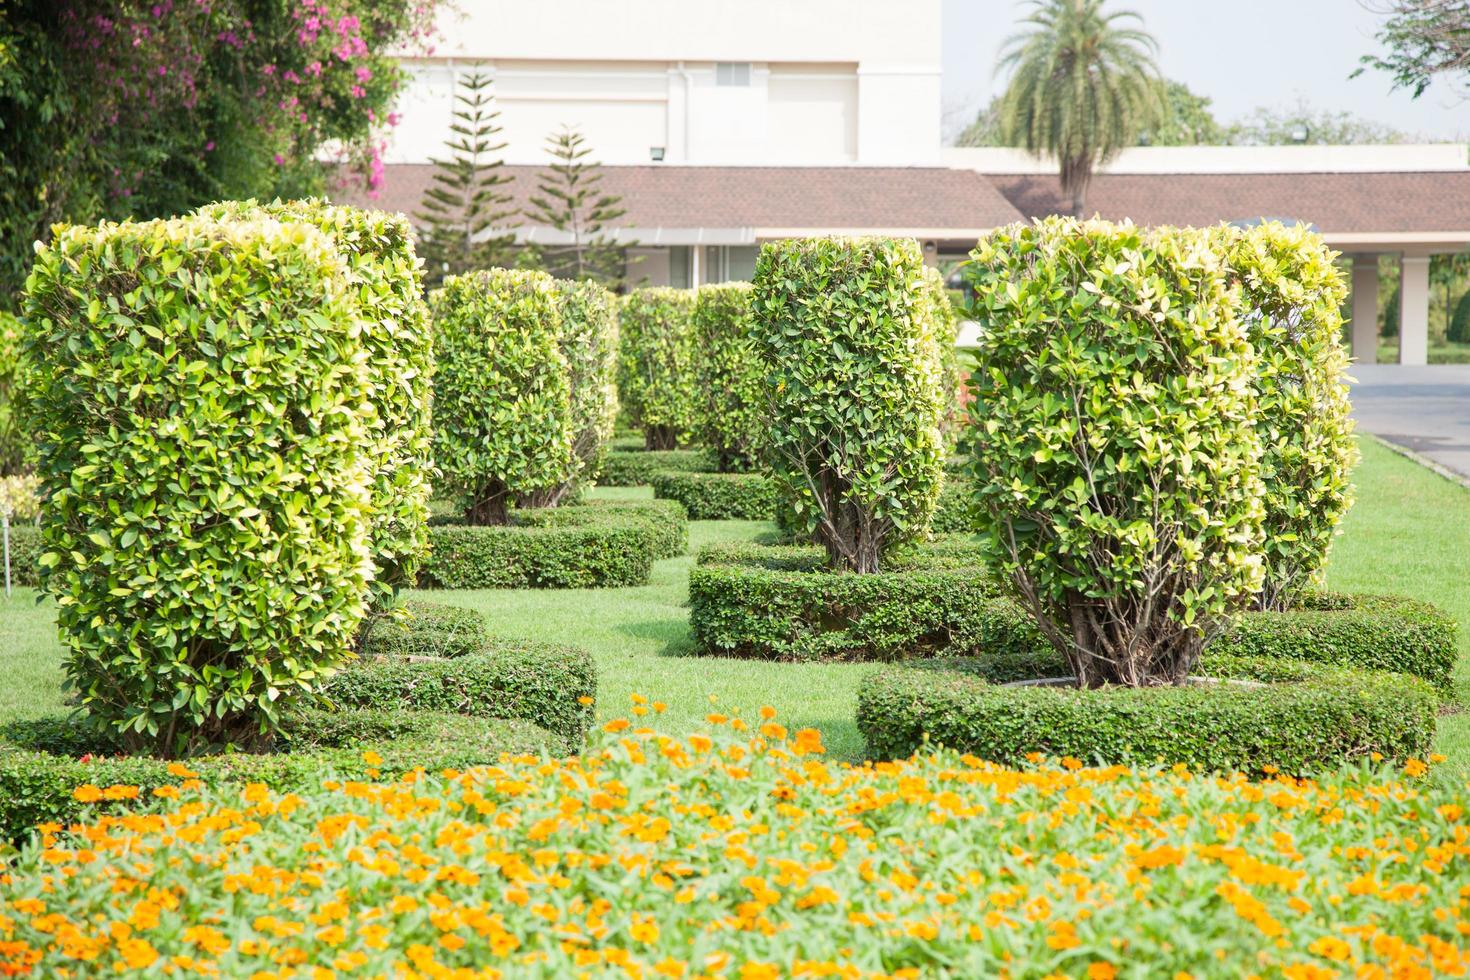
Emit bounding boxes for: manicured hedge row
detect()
[359,599,491,660]
[0,710,554,842]
[599,447,709,486]
[689,541,1031,661]
[420,500,687,589]
[2,522,40,587]
[650,470,780,520]
[328,635,596,748]
[689,543,1457,688]
[856,655,1436,773]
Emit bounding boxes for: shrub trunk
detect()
[814,471,884,574]
[518,483,573,509]
[645,426,679,451]
[465,480,512,525]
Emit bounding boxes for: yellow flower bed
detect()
[1,700,1467,979]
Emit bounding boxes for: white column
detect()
[690,244,701,288]
[1350,254,1379,365]
[1399,255,1430,366]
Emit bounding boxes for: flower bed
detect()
[688,543,1457,689]
[857,655,1437,772]
[420,499,687,589]
[1,706,1464,977]
[650,469,779,520]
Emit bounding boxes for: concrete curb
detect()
[1366,433,1470,492]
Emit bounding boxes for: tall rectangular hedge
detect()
[618,288,697,450]
[20,216,378,756]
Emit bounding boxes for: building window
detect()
[716,62,751,87]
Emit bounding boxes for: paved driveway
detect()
[1349,365,1470,482]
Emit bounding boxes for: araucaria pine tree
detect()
[414,68,517,286]
[522,126,630,284]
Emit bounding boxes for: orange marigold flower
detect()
[71,785,102,803]
[604,719,630,733]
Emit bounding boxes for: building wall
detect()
[385,0,940,167]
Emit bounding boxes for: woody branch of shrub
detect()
[751,237,947,574]
[963,217,1357,689]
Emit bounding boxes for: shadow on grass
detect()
[616,620,695,657]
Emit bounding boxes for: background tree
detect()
[954,96,1005,146]
[0,0,435,306]
[521,126,630,285]
[1358,0,1470,97]
[414,68,516,286]
[995,0,1163,216]
[1224,99,1409,144]
[1141,80,1225,145]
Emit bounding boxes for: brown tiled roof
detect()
[990,172,1470,233]
[338,164,1025,233]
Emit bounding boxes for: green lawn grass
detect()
[1,435,1466,770]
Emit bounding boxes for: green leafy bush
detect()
[1220,222,1357,609]
[2,521,41,587]
[1451,290,1470,344]
[857,656,1435,773]
[20,215,376,755]
[618,288,697,450]
[964,218,1264,686]
[0,710,554,842]
[327,638,596,748]
[431,269,573,524]
[921,266,965,452]
[420,500,687,589]
[198,199,434,600]
[752,237,946,573]
[359,599,491,660]
[689,541,1031,661]
[598,447,709,486]
[650,470,779,520]
[522,279,620,507]
[0,312,30,476]
[693,282,765,471]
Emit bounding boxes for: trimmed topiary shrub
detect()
[359,599,491,660]
[618,288,697,450]
[1451,290,1470,344]
[650,470,779,520]
[856,656,1435,773]
[522,279,620,507]
[692,282,765,471]
[752,237,946,573]
[0,710,555,842]
[1220,222,1357,609]
[198,199,434,602]
[431,268,573,525]
[0,312,30,477]
[1,521,40,587]
[922,266,966,453]
[327,637,596,748]
[964,218,1263,686]
[689,541,1032,661]
[20,215,376,756]
[420,500,687,589]
[599,447,708,486]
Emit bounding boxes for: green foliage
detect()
[650,470,780,520]
[198,199,434,601]
[1357,0,1470,97]
[1221,222,1358,608]
[1225,99,1408,145]
[520,126,630,285]
[598,447,709,487]
[1450,290,1470,343]
[522,279,619,507]
[995,0,1162,214]
[431,268,573,525]
[964,217,1264,686]
[857,656,1436,772]
[0,313,31,474]
[327,638,596,749]
[419,500,687,589]
[1141,80,1226,146]
[688,541,1029,661]
[414,69,517,286]
[1,522,40,586]
[752,237,946,574]
[617,288,698,450]
[692,282,765,471]
[0,711,553,842]
[20,215,376,756]
[359,599,491,661]
[920,266,965,453]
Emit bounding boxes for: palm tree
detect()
[996,0,1163,217]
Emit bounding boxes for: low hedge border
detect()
[856,654,1436,774]
[360,599,491,659]
[420,499,687,588]
[598,447,710,487]
[650,469,780,520]
[689,543,1458,690]
[0,709,555,842]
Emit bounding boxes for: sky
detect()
[941,0,1470,142]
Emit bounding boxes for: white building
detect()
[353,0,1470,365]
